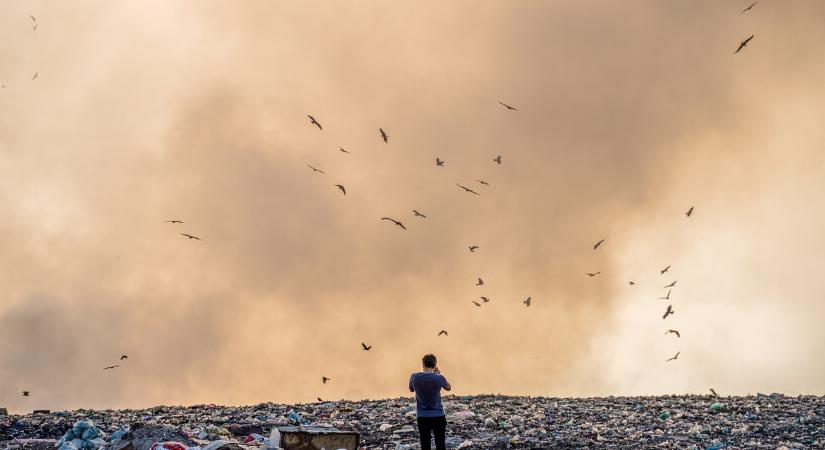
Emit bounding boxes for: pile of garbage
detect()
[1,394,823,449]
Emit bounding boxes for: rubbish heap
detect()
[0,394,823,449]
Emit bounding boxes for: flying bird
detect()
[307,115,322,130]
[338,147,351,154]
[658,290,671,300]
[740,2,758,14]
[180,233,201,240]
[685,206,694,217]
[735,34,754,53]
[497,101,517,111]
[22,391,30,397]
[361,342,372,351]
[334,184,346,195]
[477,180,490,186]
[32,24,38,31]
[436,158,444,166]
[469,245,479,253]
[662,304,675,319]
[475,277,484,286]
[306,164,326,174]
[437,330,448,336]
[586,272,601,277]
[379,128,388,143]
[103,365,120,370]
[472,301,481,307]
[660,265,671,275]
[32,72,38,80]
[628,281,635,286]
[666,351,681,362]
[322,376,330,384]
[413,210,426,218]
[665,329,681,338]
[709,388,719,397]
[663,281,677,288]
[120,355,128,360]
[380,217,406,230]
[479,296,490,303]
[30,15,36,21]
[456,183,480,195]
[523,297,531,307]
[493,155,502,164]
[165,220,183,224]
[317,397,323,402]
[593,239,605,250]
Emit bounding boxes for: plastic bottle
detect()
[269,427,281,450]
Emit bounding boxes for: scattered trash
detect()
[149,443,188,450]
[1,395,822,449]
[709,402,727,412]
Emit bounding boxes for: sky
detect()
[1,1,824,414]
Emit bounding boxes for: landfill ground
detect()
[1,394,823,450]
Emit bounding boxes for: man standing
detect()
[408,353,452,450]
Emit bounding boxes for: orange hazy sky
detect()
[1,1,824,413]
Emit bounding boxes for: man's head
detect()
[422,353,437,369]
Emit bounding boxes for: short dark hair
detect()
[422,354,437,368]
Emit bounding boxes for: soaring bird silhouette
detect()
[735,35,754,53]
[103,365,120,370]
[334,184,346,195]
[317,397,323,402]
[436,158,444,166]
[593,239,605,250]
[338,147,351,154]
[456,183,480,195]
[523,297,531,307]
[477,180,490,186]
[32,72,38,80]
[120,355,128,360]
[586,272,601,277]
[709,388,719,397]
[322,376,330,384]
[166,220,183,224]
[663,281,677,288]
[438,330,448,336]
[380,217,406,230]
[740,2,758,14]
[306,164,326,174]
[361,342,372,351]
[493,155,502,164]
[413,210,426,218]
[180,233,201,240]
[30,15,36,21]
[662,305,675,319]
[498,101,517,111]
[660,265,671,275]
[628,281,636,286]
[469,245,479,253]
[32,24,38,31]
[685,206,694,217]
[307,115,322,130]
[665,329,681,338]
[658,290,671,300]
[379,128,388,143]
[22,391,30,397]
[479,296,490,303]
[472,301,481,307]
[475,277,484,286]
[666,351,681,362]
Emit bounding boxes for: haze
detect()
[1,1,824,414]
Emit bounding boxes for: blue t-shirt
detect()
[409,372,449,417]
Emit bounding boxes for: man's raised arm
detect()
[408,374,415,392]
[442,375,452,392]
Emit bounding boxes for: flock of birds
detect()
[13,2,761,401]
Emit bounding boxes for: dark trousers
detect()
[417,415,447,450]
